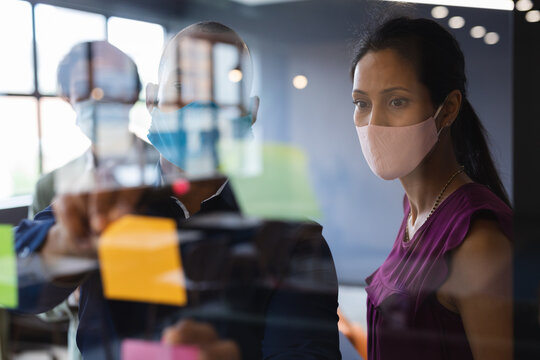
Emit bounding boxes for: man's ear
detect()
[250,96,260,125]
[146,83,159,113]
[439,89,462,128]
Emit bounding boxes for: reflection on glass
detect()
[214,43,241,105]
[0,0,34,94]
[148,29,257,179]
[35,4,106,95]
[129,101,152,143]
[107,17,165,99]
[40,97,90,174]
[0,97,38,199]
[42,40,159,196]
[12,22,341,360]
[169,37,213,105]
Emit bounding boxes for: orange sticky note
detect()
[98,215,187,306]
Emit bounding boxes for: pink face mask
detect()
[356,105,444,180]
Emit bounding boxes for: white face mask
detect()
[74,101,133,158]
[356,104,444,180]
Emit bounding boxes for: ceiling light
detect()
[526,10,540,22]
[448,16,465,29]
[293,75,308,90]
[381,0,514,11]
[431,6,449,18]
[516,0,534,11]
[470,26,486,38]
[228,69,243,83]
[91,88,104,100]
[484,32,500,45]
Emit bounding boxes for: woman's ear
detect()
[250,96,260,125]
[439,89,462,128]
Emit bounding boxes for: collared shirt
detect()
[156,161,238,219]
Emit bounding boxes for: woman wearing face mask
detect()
[351,17,512,360]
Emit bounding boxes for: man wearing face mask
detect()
[14,23,340,360]
[142,22,341,358]
[143,22,259,215]
[24,41,156,360]
[29,40,156,217]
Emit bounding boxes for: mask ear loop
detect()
[434,102,446,137]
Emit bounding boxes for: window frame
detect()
[0,1,167,201]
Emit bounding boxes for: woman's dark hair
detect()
[351,17,511,207]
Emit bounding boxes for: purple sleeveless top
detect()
[365,183,512,360]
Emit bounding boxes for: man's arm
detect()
[15,206,78,313]
[156,221,341,360]
[260,222,341,359]
[16,186,145,314]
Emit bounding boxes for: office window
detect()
[108,17,165,140]
[0,97,39,198]
[40,97,90,173]
[108,17,164,88]
[0,0,34,94]
[214,43,242,105]
[129,102,154,143]
[35,4,106,95]
[0,2,166,201]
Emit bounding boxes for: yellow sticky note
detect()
[98,215,187,306]
[0,225,17,308]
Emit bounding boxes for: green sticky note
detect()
[227,143,321,221]
[0,225,17,308]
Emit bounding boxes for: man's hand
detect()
[162,319,241,360]
[42,186,146,260]
[42,193,96,259]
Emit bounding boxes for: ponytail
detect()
[451,98,511,208]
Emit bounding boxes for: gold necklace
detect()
[404,166,465,243]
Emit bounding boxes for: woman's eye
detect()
[390,98,407,107]
[353,100,370,110]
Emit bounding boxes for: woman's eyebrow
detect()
[352,89,368,95]
[353,87,412,95]
[381,86,411,94]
